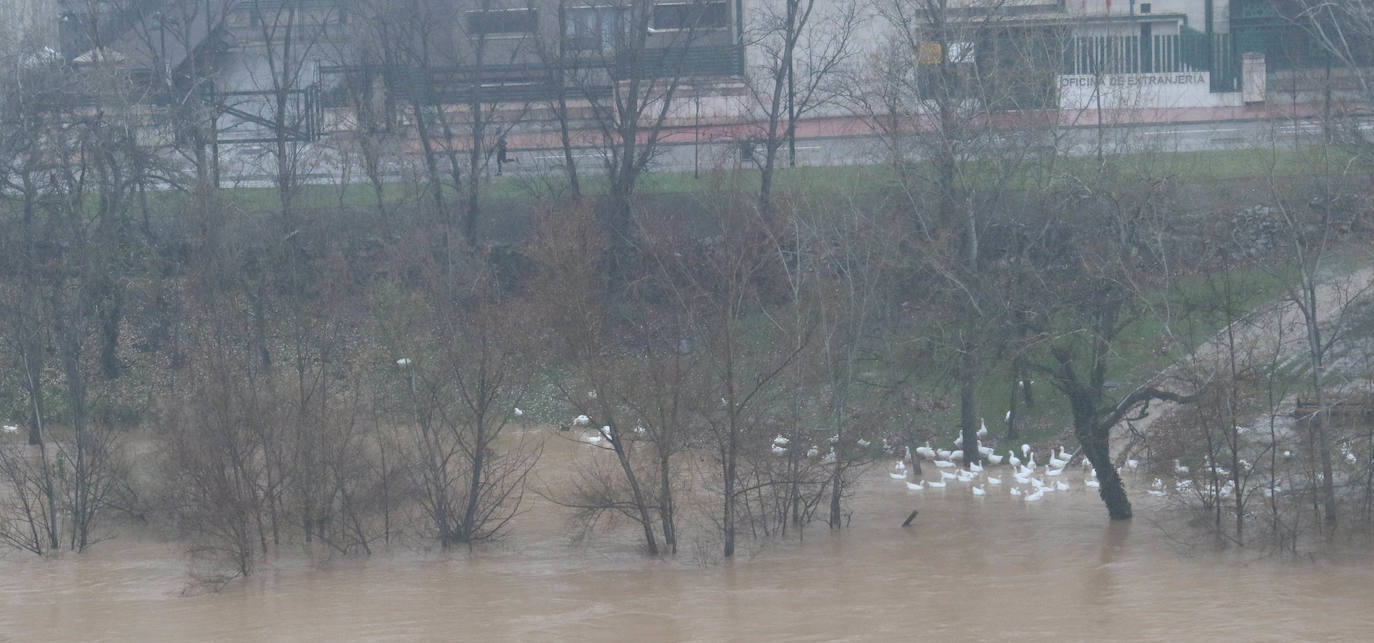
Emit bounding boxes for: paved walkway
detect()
[465,101,1363,154]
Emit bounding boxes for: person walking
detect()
[496,134,510,176]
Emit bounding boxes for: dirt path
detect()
[1113,264,1374,461]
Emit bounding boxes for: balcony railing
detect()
[613,44,745,80]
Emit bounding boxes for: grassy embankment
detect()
[138,145,1351,453]
[148,145,1356,215]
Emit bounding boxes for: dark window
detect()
[652,2,728,31]
[565,7,625,51]
[467,9,537,35]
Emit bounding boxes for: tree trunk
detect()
[1081,427,1131,520]
[610,433,658,555]
[960,344,981,465]
[658,448,676,554]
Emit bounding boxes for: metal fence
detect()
[1063,33,1240,92]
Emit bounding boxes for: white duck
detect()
[927,479,947,489]
[906,480,925,491]
[972,485,986,496]
[1024,488,1045,502]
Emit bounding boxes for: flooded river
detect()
[4,434,1373,641]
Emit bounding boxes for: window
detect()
[564,7,626,51]
[652,2,728,31]
[466,8,537,36]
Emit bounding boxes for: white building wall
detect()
[0,0,58,57]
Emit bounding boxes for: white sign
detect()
[1058,72,1217,109]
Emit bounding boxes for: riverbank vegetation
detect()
[2,0,1374,579]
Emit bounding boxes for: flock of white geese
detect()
[885,420,1142,503]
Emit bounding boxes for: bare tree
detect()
[556,0,727,284]
[857,0,1065,465]
[1019,170,1201,520]
[743,0,860,217]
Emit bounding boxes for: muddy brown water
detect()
[3,432,1373,641]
